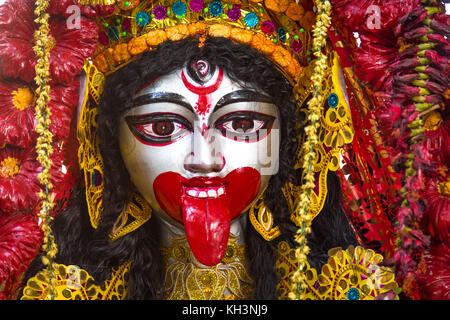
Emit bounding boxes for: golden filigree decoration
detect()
[161,235,252,300]
[109,191,152,241]
[77,62,106,229]
[90,0,314,83]
[249,187,281,241]
[276,241,399,300]
[21,262,131,300]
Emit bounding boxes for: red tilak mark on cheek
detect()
[181,69,224,117]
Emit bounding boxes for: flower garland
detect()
[33,0,58,300]
[288,0,332,300]
[393,0,446,297]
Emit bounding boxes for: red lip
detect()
[153,167,261,266]
[182,176,227,188]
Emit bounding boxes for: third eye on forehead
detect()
[132,90,274,116]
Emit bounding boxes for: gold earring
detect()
[109,191,152,242]
[249,186,281,241]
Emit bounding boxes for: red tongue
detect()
[181,193,230,266]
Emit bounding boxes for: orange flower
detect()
[128,35,148,56]
[251,33,276,56]
[208,24,232,38]
[93,53,109,74]
[272,46,292,68]
[264,0,290,13]
[285,3,305,21]
[287,58,302,79]
[146,30,168,47]
[302,11,316,30]
[167,24,190,41]
[117,0,140,10]
[231,28,253,44]
[112,43,131,64]
[188,22,207,36]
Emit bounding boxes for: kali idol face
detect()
[119,59,280,266]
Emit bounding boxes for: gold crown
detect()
[83,0,317,83]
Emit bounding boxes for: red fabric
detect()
[0,213,42,299]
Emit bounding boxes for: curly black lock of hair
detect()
[24,37,357,300]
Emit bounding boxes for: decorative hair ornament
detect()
[33,0,58,300]
[87,0,311,83]
[109,191,152,242]
[79,61,152,241]
[77,62,106,229]
[249,186,281,241]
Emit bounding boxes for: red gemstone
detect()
[261,21,275,35]
[98,32,109,46]
[291,39,303,53]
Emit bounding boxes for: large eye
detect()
[215,111,275,143]
[125,113,192,146]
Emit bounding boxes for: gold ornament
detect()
[249,187,281,241]
[90,0,312,84]
[161,235,252,300]
[77,62,106,229]
[276,241,399,300]
[109,191,152,241]
[21,262,131,300]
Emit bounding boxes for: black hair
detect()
[24,37,357,299]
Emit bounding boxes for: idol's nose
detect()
[184,124,225,174]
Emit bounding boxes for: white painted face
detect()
[118,60,280,265]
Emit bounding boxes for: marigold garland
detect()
[33,0,58,300]
[288,0,332,300]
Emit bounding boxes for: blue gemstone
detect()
[328,93,339,108]
[172,1,187,16]
[136,11,150,26]
[347,288,360,300]
[107,25,119,41]
[277,27,287,42]
[209,1,223,17]
[244,12,258,28]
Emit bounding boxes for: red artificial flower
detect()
[0,80,36,148]
[0,0,98,84]
[0,78,80,148]
[0,146,42,214]
[49,79,80,142]
[0,142,73,216]
[0,213,42,300]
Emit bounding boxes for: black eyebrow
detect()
[214,90,274,111]
[133,92,194,113]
